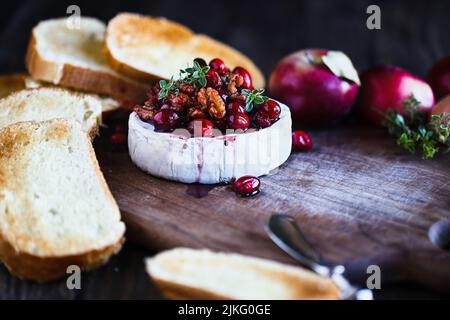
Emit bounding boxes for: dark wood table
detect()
[0,0,450,299]
[0,243,447,300]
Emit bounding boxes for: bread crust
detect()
[104,47,162,84]
[150,277,232,300]
[26,30,148,104]
[0,235,124,283]
[105,13,265,89]
[151,273,340,300]
[0,74,27,99]
[0,87,101,140]
[145,248,341,300]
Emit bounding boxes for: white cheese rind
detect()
[128,103,292,184]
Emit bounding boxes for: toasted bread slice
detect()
[0,74,120,117]
[145,248,340,300]
[0,87,102,138]
[0,74,27,99]
[23,76,121,117]
[105,13,265,88]
[26,17,148,103]
[0,119,125,282]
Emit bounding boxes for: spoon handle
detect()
[266,214,329,275]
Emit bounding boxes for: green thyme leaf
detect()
[158,76,179,100]
[180,60,210,89]
[242,88,269,112]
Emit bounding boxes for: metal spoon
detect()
[265,213,373,300]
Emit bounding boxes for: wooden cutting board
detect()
[96,124,450,292]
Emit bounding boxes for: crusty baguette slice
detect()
[0,87,101,138]
[105,13,265,88]
[0,119,125,282]
[0,74,27,99]
[145,248,340,300]
[26,17,148,103]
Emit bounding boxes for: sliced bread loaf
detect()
[0,119,125,282]
[145,248,340,300]
[105,13,265,88]
[0,87,101,137]
[26,17,148,103]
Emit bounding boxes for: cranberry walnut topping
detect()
[134,58,281,134]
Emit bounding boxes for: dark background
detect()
[0,0,449,299]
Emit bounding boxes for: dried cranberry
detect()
[206,69,221,88]
[194,57,207,68]
[209,58,226,74]
[233,67,252,89]
[153,109,180,132]
[259,100,281,120]
[253,110,271,128]
[111,132,127,145]
[232,175,260,197]
[187,119,214,137]
[292,130,313,151]
[227,112,250,131]
[226,101,245,113]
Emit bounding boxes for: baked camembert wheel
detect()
[129,58,292,184]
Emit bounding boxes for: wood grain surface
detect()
[97,124,450,293]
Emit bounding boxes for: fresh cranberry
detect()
[292,130,313,151]
[259,100,281,120]
[226,101,245,113]
[218,87,229,101]
[214,116,228,131]
[233,67,253,89]
[227,112,250,131]
[159,103,171,110]
[153,109,180,132]
[194,57,207,68]
[187,119,214,137]
[253,110,271,128]
[111,132,127,145]
[209,58,226,74]
[232,175,261,197]
[206,69,221,88]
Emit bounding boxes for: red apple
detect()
[432,95,450,117]
[427,56,450,100]
[359,66,435,125]
[269,49,360,126]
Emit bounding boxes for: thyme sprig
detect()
[242,88,269,112]
[180,61,210,89]
[158,60,211,100]
[158,76,179,100]
[384,95,450,159]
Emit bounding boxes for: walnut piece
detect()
[228,74,244,94]
[187,107,207,119]
[197,87,226,119]
[134,105,156,122]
